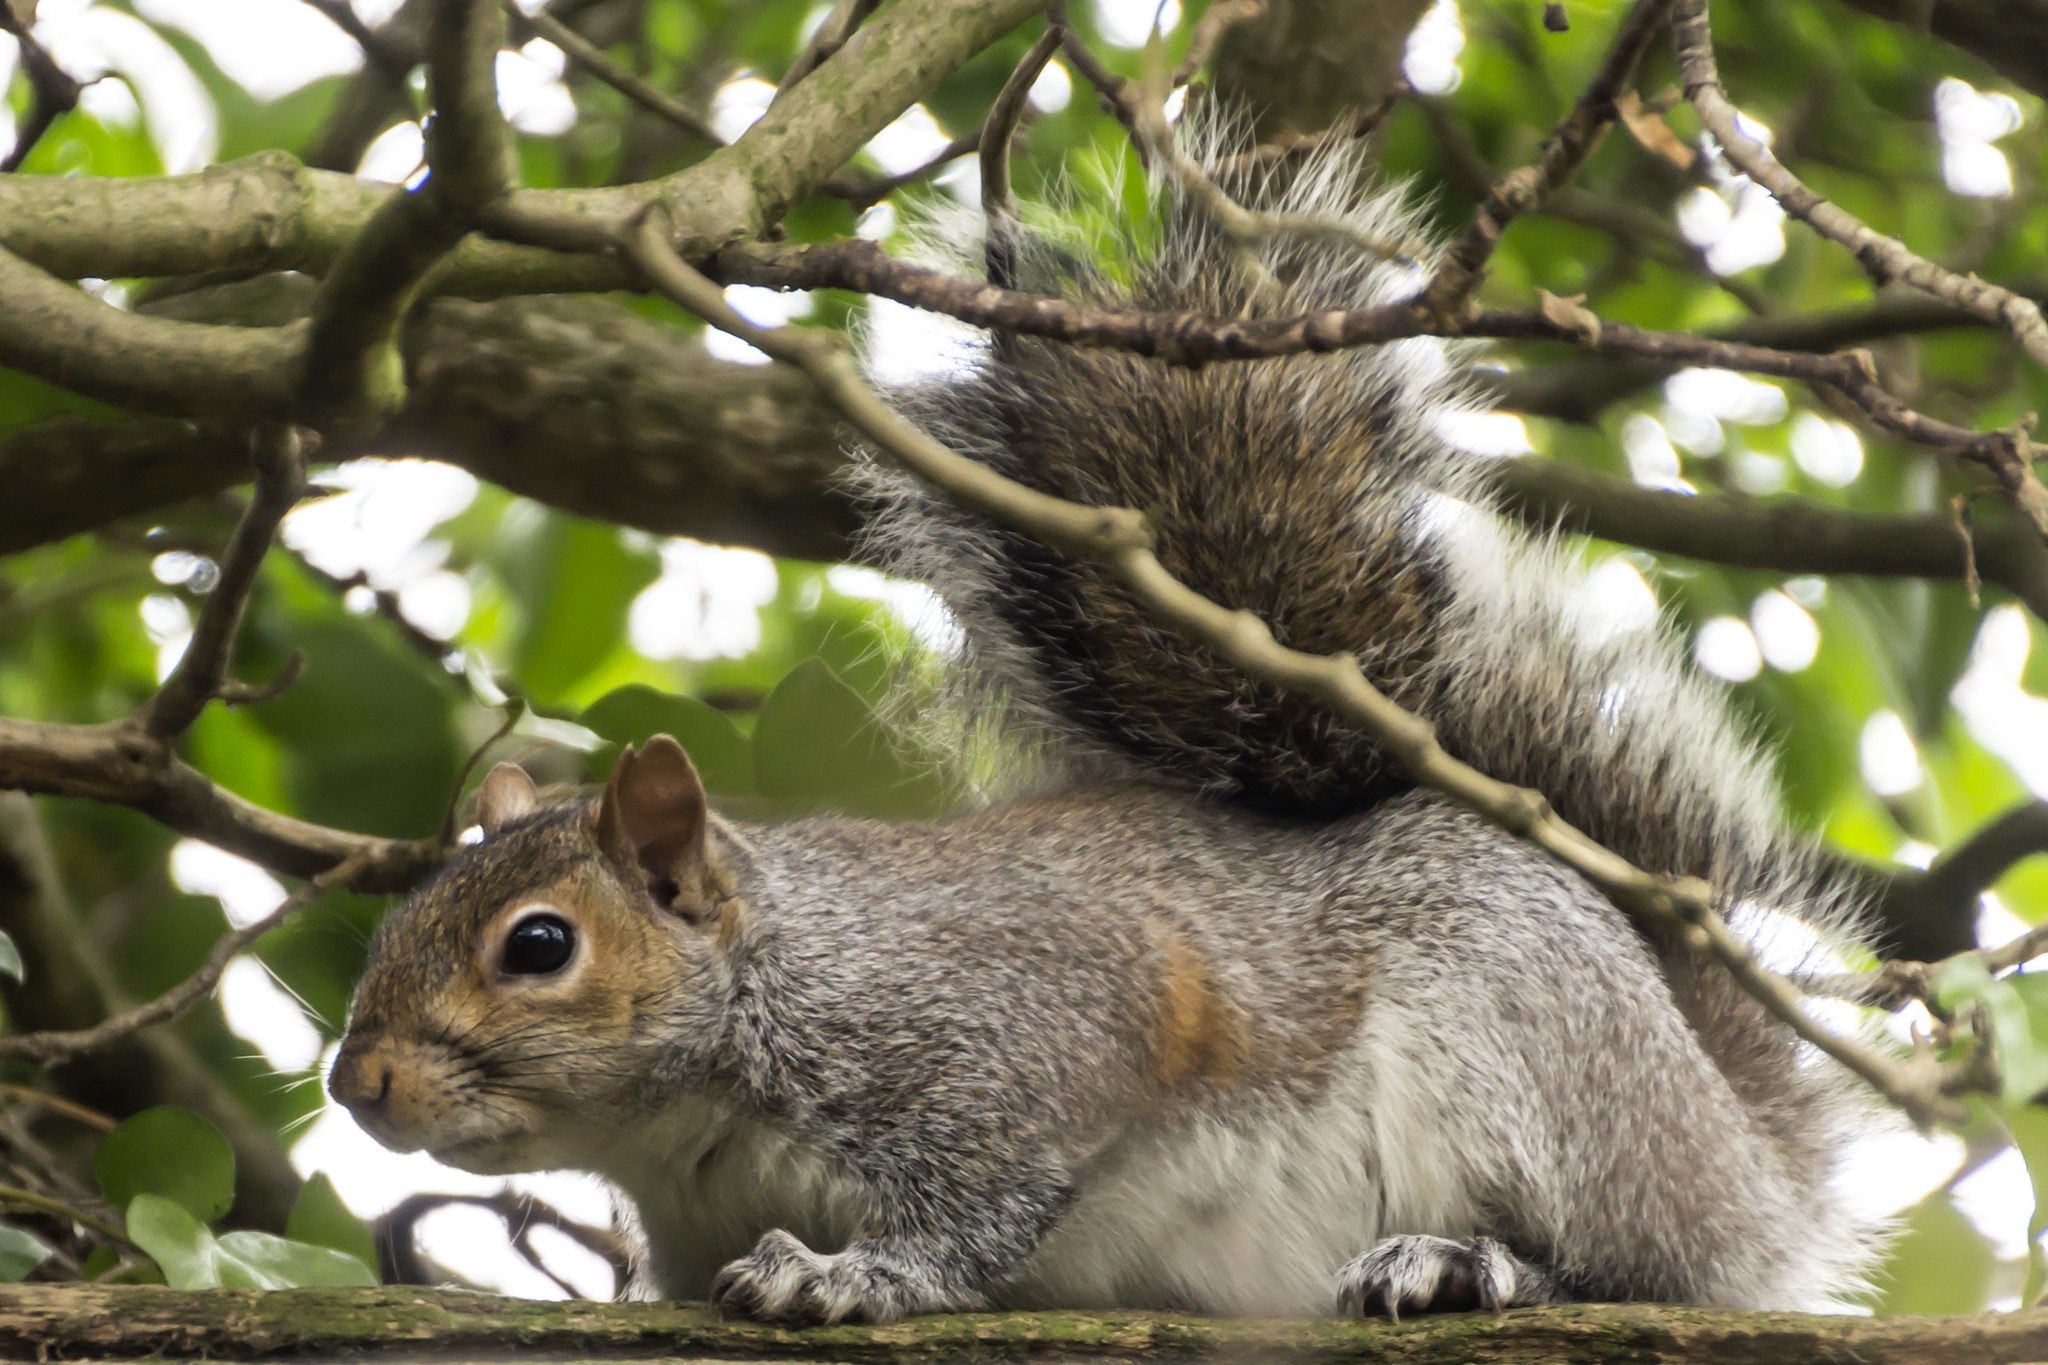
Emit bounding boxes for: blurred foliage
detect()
[0,0,2043,1315]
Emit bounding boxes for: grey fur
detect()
[334,124,1885,1324]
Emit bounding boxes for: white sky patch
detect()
[1695,616,1762,682]
[828,566,964,656]
[863,295,980,387]
[170,838,287,928]
[34,3,217,170]
[218,957,325,1074]
[1949,1146,2037,1260]
[1404,0,1464,97]
[1660,403,1725,458]
[1664,368,1788,427]
[1029,59,1072,114]
[1434,409,1533,458]
[357,120,426,183]
[1677,122,1787,276]
[283,459,479,591]
[1621,412,1686,490]
[1935,76,2022,199]
[1093,0,1180,49]
[1789,412,1864,487]
[1727,450,1789,495]
[710,76,776,143]
[867,103,953,176]
[134,0,362,101]
[629,539,779,661]
[497,41,576,136]
[704,285,815,366]
[140,592,192,681]
[1750,589,1819,672]
[1979,893,2048,970]
[1952,606,2048,797]
[1834,1125,1967,1223]
[1572,557,1659,648]
[294,1076,623,1297]
[1859,710,1924,796]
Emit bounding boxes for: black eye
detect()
[502,914,575,976]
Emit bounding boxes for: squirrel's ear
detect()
[475,762,541,835]
[596,735,709,911]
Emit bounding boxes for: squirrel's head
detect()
[329,735,744,1175]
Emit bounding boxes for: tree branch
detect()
[137,428,306,740]
[0,13,84,176]
[1672,0,2048,532]
[0,850,372,1067]
[1427,0,1674,310]
[302,0,512,427]
[3,1285,2044,1363]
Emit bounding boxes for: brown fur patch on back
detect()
[1147,925,1246,1091]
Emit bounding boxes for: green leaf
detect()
[127,1194,376,1290]
[580,684,753,795]
[504,517,659,706]
[0,929,20,982]
[123,1193,217,1288]
[0,1225,54,1281]
[94,1106,237,1224]
[752,659,955,819]
[2008,1103,2048,1306]
[1870,1191,1996,1314]
[286,1173,378,1273]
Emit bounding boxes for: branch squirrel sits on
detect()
[330,124,1885,1323]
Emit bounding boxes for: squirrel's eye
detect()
[502,914,575,976]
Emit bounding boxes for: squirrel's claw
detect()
[710,1229,883,1326]
[1335,1235,1562,1319]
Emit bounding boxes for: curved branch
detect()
[0,717,437,893]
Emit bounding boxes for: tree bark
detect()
[1,1285,2042,1364]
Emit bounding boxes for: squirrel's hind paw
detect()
[1336,1235,1562,1319]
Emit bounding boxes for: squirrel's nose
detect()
[328,1039,394,1117]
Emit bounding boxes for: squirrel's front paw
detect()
[712,1229,956,1325]
[1336,1235,1559,1319]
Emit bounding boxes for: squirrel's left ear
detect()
[596,735,710,919]
[475,762,540,835]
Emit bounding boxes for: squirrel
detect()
[329,123,1886,1323]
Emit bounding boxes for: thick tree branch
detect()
[3,1285,2044,1363]
[302,0,511,426]
[1489,456,2048,621]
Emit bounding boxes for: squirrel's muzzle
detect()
[328,1034,443,1153]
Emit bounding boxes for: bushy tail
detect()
[871,130,1821,883]
[858,124,1883,1294]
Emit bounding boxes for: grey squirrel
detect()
[328,126,1885,1322]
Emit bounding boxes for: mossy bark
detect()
[1,1286,2044,1364]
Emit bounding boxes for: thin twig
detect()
[505,0,721,145]
[1171,0,1263,87]
[0,1082,117,1133]
[777,0,884,99]
[1427,0,1675,312]
[0,1183,135,1251]
[1671,0,2048,536]
[376,1190,631,1292]
[623,210,1960,1129]
[0,851,373,1066]
[982,27,1062,285]
[138,427,306,741]
[0,15,83,176]
[440,697,526,846]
